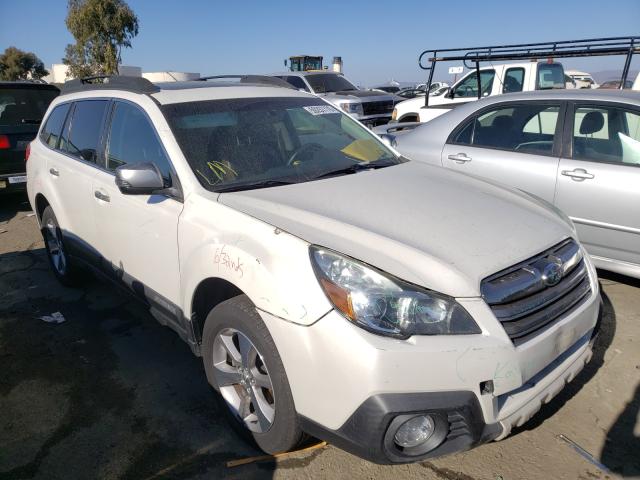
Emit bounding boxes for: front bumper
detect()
[357,114,392,127]
[259,268,601,463]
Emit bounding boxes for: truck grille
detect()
[481,239,591,345]
[362,100,394,116]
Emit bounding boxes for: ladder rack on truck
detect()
[418,36,640,107]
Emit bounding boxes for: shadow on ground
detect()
[0,246,277,480]
[0,193,31,224]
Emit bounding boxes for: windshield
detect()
[305,74,358,93]
[162,97,402,192]
[0,87,59,126]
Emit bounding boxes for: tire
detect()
[399,115,418,123]
[202,294,303,454]
[40,206,81,287]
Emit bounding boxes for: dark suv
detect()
[0,82,59,193]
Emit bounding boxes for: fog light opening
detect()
[394,414,435,448]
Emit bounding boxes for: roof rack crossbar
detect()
[418,36,640,107]
[197,75,295,89]
[61,75,160,95]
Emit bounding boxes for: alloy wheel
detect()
[212,328,275,433]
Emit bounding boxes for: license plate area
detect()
[8,175,27,184]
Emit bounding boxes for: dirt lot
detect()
[0,193,638,480]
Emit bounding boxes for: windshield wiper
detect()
[214,179,298,193]
[21,118,42,124]
[311,161,396,181]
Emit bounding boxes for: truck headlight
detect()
[340,102,364,116]
[310,246,481,339]
[391,108,398,121]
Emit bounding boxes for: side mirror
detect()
[115,162,164,195]
[379,133,396,148]
[445,88,454,99]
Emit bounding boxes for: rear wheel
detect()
[41,206,80,286]
[202,294,303,454]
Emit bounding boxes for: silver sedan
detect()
[382,89,640,279]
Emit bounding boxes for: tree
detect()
[63,0,139,78]
[0,47,48,81]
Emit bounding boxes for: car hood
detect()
[218,162,573,297]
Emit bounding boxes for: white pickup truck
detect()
[392,61,566,124]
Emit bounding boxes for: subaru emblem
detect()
[542,262,563,287]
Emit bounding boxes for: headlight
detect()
[340,102,364,116]
[310,246,481,339]
[391,108,398,121]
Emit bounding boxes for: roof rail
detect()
[61,75,160,95]
[197,75,295,89]
[418,36,640,106]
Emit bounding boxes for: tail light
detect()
[0,134,10,149]
[25,142,31,161]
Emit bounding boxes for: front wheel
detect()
[202,295,303,454]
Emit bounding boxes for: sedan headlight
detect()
[310,246,481,339]
[340,102,364,116]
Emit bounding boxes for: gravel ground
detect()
[0,193,638,480]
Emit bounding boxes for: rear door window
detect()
[573,105,640,165]
[63,100,109,163]
[284,76,309,91]
[106,101,172,179]
[503,68,525,93]
[40,103,70,148]
[0,87,59,126]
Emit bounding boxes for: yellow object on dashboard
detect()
[340,139,386,162]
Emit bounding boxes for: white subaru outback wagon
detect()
[27,75,601,464]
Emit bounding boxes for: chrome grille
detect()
[481,239,591,345]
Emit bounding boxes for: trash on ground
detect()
[38,312,66,324]
[557,434,611,474]
[226,441,328,468]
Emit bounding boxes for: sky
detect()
[1,0,639,86]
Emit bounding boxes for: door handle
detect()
[447,153,472,164]
[94,190,110,202]
[561,168,594,181]
[49,168,59,177]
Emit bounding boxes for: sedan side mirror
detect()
[115,162,165,195]
[445,88,454,99]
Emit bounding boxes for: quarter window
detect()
[63,100,108,163]
[573,106,640,165]
[450,104,560,155]
[40,103,70,148]
[106,102,172,178]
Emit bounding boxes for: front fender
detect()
[179,195,332,325]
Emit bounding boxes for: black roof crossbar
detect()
[418,36,640,107]
[61,75,160,95]
[198,75,295,89]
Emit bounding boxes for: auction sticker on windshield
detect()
[303,105,338,115]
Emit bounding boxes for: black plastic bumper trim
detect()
[300,391,502,464]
